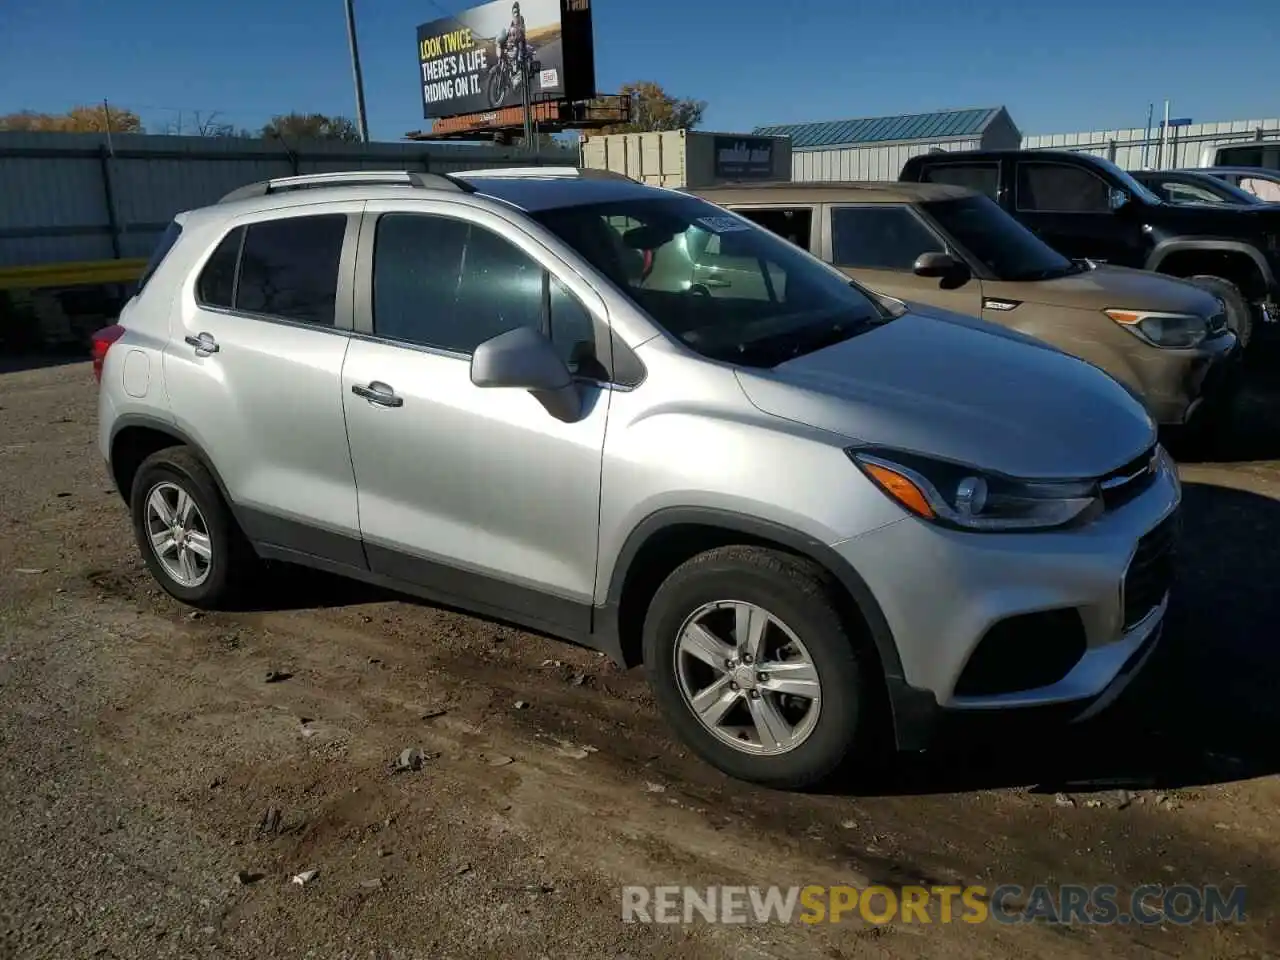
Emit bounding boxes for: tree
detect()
[599,82,706,135]
[0,104,144,133]
[261,113,362,143]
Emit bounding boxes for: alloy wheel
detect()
[143,481,212,588]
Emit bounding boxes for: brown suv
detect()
[692,181,1240,427]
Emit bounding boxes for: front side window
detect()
[235,215,346,325]
[922,195,1076,282]
[830,206,943,271]
[1016,163,1110,213]
[372,213,596,368]
[919,163,1000,200]
[531,195,889,368]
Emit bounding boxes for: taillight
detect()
[91,324,126,384]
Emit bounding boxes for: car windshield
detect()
[530,194,890,367]
[1084,155,1165,205]
[922,195,1078,282]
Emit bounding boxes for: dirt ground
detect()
[1,357,1278,959]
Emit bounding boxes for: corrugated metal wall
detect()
[0,131,576,267]
[1022,118,1280,170]
[791,138,984,182]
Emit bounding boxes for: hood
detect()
[992,264,1224,314]
[735,307,1156,480]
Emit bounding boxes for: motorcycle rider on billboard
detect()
[498,2,529,73]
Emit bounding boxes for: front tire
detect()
[130,447,256,609]
[1185,275,1253,349]
[642,546,874,789]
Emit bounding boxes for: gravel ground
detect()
[0,358,1278,959]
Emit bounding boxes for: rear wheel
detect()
[130,447,257,608]
[1184,275,1253,349]
[642,546,875,789]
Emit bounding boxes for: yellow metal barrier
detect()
[0,258,148,292]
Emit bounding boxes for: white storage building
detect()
[754,106,1021,182]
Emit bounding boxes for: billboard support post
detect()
[344,0,370,142]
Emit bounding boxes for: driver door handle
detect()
[351,381,404,408]
[184,332,219,356]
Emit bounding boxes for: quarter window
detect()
[1016,163,1110,213]
[234,215,346,325]
[195,227,243,309]
[831,206,943,271]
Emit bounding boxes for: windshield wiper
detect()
[733,317,876,367]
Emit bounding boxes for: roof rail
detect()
[450,166,638,183]
[218,170,474,203]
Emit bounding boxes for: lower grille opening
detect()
[1123,513,1178,629]
[953,609,1087,698]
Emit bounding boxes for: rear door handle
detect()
[184,332,219,356]
[351,381,404,408]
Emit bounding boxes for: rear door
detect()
[822,203,983,316]
[164,204,364,565]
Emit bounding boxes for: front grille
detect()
[1122,512,1179,629]
[1099,444,1158,511]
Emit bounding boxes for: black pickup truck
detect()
[899,149,1280,348]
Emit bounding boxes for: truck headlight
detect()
[1105,309,1208,348]
[849,448,1102,532]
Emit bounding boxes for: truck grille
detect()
[1122,512,1178,629]
[1099,444,1159,511]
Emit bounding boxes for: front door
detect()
[824,203,984,316]
[163,207,364,563]
[1011,159,1146,267]
[341,201,610,636]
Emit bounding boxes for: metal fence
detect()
[0,131,577,268]
[1022,118,1280,171]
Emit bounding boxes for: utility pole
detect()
[1159,99,1171,170]
[1143,102,1153,168]
[343,0,370,142]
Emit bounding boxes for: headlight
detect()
[849,448,1102,532]
[1105,309,1208,348]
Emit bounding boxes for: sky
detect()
[2,0,1278,141]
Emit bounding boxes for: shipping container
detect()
[578,129,791,189]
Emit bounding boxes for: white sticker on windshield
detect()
[696,216,752,234]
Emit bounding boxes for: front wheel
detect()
[1184,274,1253,349]
[642,546,875,789]
[486,65,510,107]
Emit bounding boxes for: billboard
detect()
[713,136,777,180]
[417,0,597,121]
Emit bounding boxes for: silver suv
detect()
[94,168,1181,789]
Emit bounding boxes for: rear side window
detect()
[135,220,183,293]
[195,227,243,309]
[235,215,346,325]
[1016,163,1109,213]
[734,207,814,250]
[831,206,943,271]
[918,163,1000,200]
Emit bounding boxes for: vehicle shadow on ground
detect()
[841,479,1280,798]
[231,562,396,611]
[0,354,89,375]
[1167,340,1280,464]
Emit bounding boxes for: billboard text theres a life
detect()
[417,0,597,121]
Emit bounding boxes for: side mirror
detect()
[470,325,582,422]
[1108,188,1130,211]
[913,251,972,290]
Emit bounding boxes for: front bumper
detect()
[1144,332,1239,426]
[832,456,1181,750]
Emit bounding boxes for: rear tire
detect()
[130,447,258,609]
[642,546,876,790]
[1185,275,1253,349]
